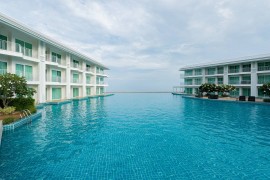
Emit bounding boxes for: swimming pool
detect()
[1,93,270,179]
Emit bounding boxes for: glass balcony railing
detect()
[73,63,81,69]
[218,81,223,84]
[228,69,239,73]
[242,67,251,72]
[0,69,7,74]
[72,79,80,83]
[241,80,251,84]
[258,66,270,71]
[52,76,61,83]
[229,80,240,84]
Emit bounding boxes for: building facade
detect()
[180,55,270,97]
[0,13,108,104]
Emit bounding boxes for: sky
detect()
[1,0,270,92]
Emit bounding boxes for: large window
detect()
[258,62,270,71]
[258,74,270,84]
[16,64,33,81]
[217,77,223,84]
[242,64,251,72]
[184,79,192,85]
[241,75,251,84]
[15,39,32,57]
[96,67,104,74]
[207,77,215,84]
[73,73,79,83]
[242,88,251,96]
[73,88,79,97]
[86,87,91,96]
[230,88,239,97]
[194,69,202,75]
[52,88,61,100]
[0,61,7,74]
[217,67,224,74]
[73,60,80,68]
[0,34,7,50]
[52,70,61,82]
[206,68,215,75]
[96,77,104,85]
[86,75,91,84]
[194,78,202,85]
[229,76,240,84]
[52,52,61,64]
[229,65,240,73]
[185,88,193,94]
[184,70,193,76]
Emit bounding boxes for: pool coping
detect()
[0,121,2,146]
[3,111,42,131]
[182,95,270,106]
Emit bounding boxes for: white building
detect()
[0,13,109,104]
[179,55,270,97]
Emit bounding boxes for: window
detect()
[242,64,251,72]
[258,62,270,71]
[100,87,104,94]
[184,79,192,85]
[258,75,270,84]
[73,60,80,68]
[86,75,91,84]
[206,68,215,75]
[217,77,223,84]
[185,88,193,94]
[0,61,7,74]
[86,87,91,96]
[194,69,202,75]
[51,52,61,64]
[52,70,61,82]
[73,88,79,97]
[86,64,91,71]
[15,39,32,57]
[184,70,193,76]
[242,88,251,96]
[217,67,224,74]
[230,88,239,97]
[207,77,215,84]
[96,67,103,74]
[52,88,61,100]
[73,73,79,83]
[16,64,33,81]
[229,76,240,84]
[229,65,240,73]
[0,34,7,50]
[241,75,251,84]
[194,78,202,85]
[96,77,104,85]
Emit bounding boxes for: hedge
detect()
[0,98,36,113]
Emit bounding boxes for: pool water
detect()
[1,93,270,179]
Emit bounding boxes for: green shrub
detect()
[2,117,16,125]
[0,97,36,113]
[263,98,270,103]
[0,106,16,115]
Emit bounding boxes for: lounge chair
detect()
[248,96,255,102]
[239,96,246,101]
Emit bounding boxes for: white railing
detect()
[0,40,35,58]
[45,53,66,66]
[72,63,81,69]
[86,67,95,73]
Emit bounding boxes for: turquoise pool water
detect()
[1,93,270,179]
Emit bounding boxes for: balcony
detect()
[45,54,66,66]
[72,63,82,70]
[229,80,240,85]
[86,67,95,73]
[217,81,223,84]
[258,66,270,71]
[241,80,251,84]
[72,78,81,84]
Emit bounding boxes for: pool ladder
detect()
[20,109,32,122]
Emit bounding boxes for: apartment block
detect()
[179,55,270,97]
[0,13,108,103]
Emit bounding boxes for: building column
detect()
[93,65,97,95]
[223,65,228,84]
[82,61,86,97]
[251,62,257,96]
[37,41,46,103]
[66,54,71,99]
[202,68,206,83]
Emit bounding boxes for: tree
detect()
[0,73,36,107]
[199,83,236,96]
